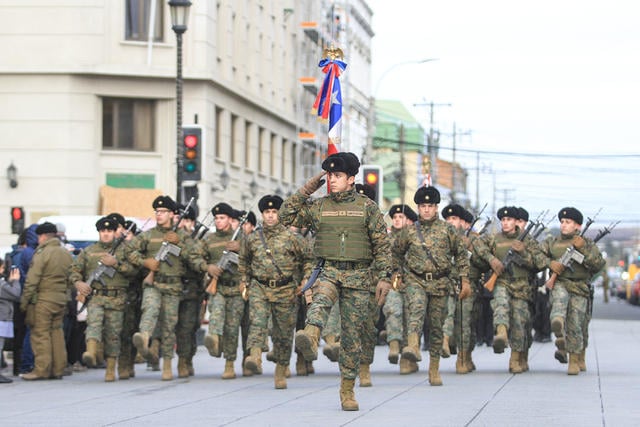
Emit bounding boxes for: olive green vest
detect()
[314,196,373,261]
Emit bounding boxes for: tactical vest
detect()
[314,196,373,261]
[494,232,529,279]
[549,236,591,281]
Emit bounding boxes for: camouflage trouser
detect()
[246,284,297,365]
[207,293,225,336]
[360,291,379,365]
[491,284,531,352]
[139,286,180,358]
[86,295,125,357]
[442,293,457,338]
[405,284,447,358]
[382,289,404,343]
[219,294,245,361]
[551,285,589,353]
[119,287,141,366]
[176,297,202,359]
[323,301,341,339]
[442,292,477,352]
[306,276,371,379]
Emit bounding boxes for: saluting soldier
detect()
[540,207,605,374]
[279,152,392,411]
[69,217,135,381]
[240,195,312,389]
[393,187,470,386]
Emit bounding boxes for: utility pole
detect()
[413,101,451,187]
[399,124,406,203]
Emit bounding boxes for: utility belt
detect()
[325,260,370,270]
[91,288,124,297]
[255,276,293,288]
[409,268,450,281]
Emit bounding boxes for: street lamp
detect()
[169,0,192,204]
[6,162,17,188]
[220,168,230,190]
[249,178,258,198]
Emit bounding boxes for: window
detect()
[125,0,164,42]
[102,98,155,151]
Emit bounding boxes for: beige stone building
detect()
[0,0,374,246]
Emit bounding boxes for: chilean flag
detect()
[311,58,347,155]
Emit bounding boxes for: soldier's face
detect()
[392,213,407,229]
[154,208,174,227]
[515,219,527,230]
[560,218,581,236]
[115,225,125,238]
[327,171,354,193]
[445,215,462,229]
[262,208,279,227]
[99,229,116,244]
[242,222,255,235]
[500,217,517,234]
[214,214,232,232]
[418,203,438,221]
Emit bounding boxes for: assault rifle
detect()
[192,210,213,240]
[77,220,136,311]
[143,197,195,286]
[205,211,248,295]
[300,258,326,294]
[466,203,488,237]
[483,214,540,292]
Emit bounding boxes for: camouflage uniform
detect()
[118,270,144,377]
[383,227,405,346]
[279,189,392,381]
[240,223,311,366]
[68,240,135,358]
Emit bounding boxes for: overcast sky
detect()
[368,0,639,226]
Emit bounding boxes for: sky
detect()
[367,0,640,226]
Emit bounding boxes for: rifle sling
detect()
[414,222,441,271]
[258,228,286,281]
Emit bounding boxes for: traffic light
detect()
[362,165,383,205]
[182,126,202,182]
[11,207,25,235]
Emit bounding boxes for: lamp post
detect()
[6,162,17,188]
[169,0,192,204]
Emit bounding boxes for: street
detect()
[2,297,639,427]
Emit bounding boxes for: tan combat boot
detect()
[295,324,321,361]
[520,349,529,372]
[96,342,105,367]
[578,350,587,371]
[243,347,262,375]
[274,364,287,389]
[187,357,195,376]
[568,353,580,375]
[442,335,451,358]
[509,351,523,374]
[266,350,276,362]
[132,331,150,358]
[161,358,173,381]
[401,333,421,362]
[204,334,221,358]
[322,335,340,362]
[306,361,315,374]
[339,377,359,411]
[399,357,412,374]
[295,352,307,376]
[82,339,98,368]
[493,324,508,354]
[359,363,372,387]
[428,356,442,386]
[148,339,160,365]
[409,359,419,373]
[466,351,476,372]
[388,340,400,364]
[118,357,130,380]
[456,351,469,374]
[177,357,189,378]
[105,357,117,382]
[222,360,236,379]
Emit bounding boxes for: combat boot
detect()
[222,360,236,379]
[132,331,150,358]
[305,361,315,374]
[203,334,221,357]
[266,350,276,363]
[147,339,160,365]
[456,351,469,374]
[578,350,587,371]
[96,342,105,367]
[509,351,523,374]
[493,324,508,354]
[442,335,451,358]
[401,333,421,362]
[466,351,476,372]
[555,349,568,364]
[177,357,189,378]
[243,347,262,375]
[274,364,287,389]
[82,339,98,368]
[428,356,442,386]
[551,316,564,338]
[388,340,400,364]
[568,353,580,375]
[339,377,359,411]
[322,335,340,362]
[295,352,307,376]
[295,324,320,361]
[118,357,130,380]
[520,349,529,372]
[409,359,419,373]
[399,357,412,374]
[359,363,372,387]
[161,358,173,381]
[105,357,117,382]
[187,357,195,376]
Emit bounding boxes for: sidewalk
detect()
[1,318,639,426]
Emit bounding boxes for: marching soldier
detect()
[279,152,392,411]
[240,195,312,389]
[393,187,470,386]
[541,207,605,374]
[69,217,135,381]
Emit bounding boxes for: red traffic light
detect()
[365,172,379,185]
[184,134,198,149]
[12,207,23,220]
